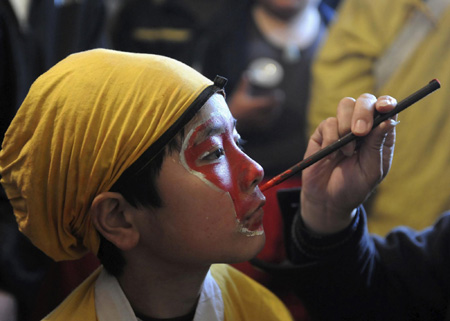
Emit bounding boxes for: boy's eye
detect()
[201,148,225,161]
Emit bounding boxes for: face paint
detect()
[180,110,264,236]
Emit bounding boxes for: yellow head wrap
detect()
[0,49,225,261]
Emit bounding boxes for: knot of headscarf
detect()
[0,49,219,261]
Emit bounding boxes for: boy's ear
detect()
[90,192,139,251]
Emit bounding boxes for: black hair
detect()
[97,133,183,277]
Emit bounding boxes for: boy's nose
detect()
[239,154,264,192]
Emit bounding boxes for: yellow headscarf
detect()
[0,49,224,261]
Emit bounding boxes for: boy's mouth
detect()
[243,206,265,231]
[238,198,266,234]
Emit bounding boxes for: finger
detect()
[358,95,397,168]
[377,118,398,178]
[336,97,356,156]
[336,97,356,135]
[360,117,398,183]
[304,120,326,159]
[306,117,338,158]
[351,93,377,136]
[375,95,397,113]
[321,117,340,151]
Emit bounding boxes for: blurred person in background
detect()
[1,0,107,139]
[307,0,450,236]
[108,0,235,69]
[109,0,200,65]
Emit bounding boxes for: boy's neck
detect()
[118,261,210,319]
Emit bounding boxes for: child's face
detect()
[136,94,266,265]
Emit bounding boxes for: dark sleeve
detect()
[285,199,450,320]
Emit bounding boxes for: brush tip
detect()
[431,78,441,87]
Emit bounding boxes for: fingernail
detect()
[354,119,367,134]
[378,98,391,107]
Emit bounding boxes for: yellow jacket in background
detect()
[308,0,450,235]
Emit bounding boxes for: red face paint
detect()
[180,112,264,234]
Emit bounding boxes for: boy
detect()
[0,49,293,320]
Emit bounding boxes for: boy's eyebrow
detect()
[193,118,237,145]
[194,124,225,145]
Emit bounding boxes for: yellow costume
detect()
[0,49,293,320]
[44,264,292,321]
[308,0,450,235]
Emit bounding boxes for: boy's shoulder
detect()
[210,264,293,321]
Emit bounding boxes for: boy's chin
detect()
[228,233,266,264]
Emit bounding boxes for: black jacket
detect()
[254,188,450,320]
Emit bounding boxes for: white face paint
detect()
[179,94,265,236]
[179,112,227,193]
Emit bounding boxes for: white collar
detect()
[95,268,224,321]
[8,0,31,31]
